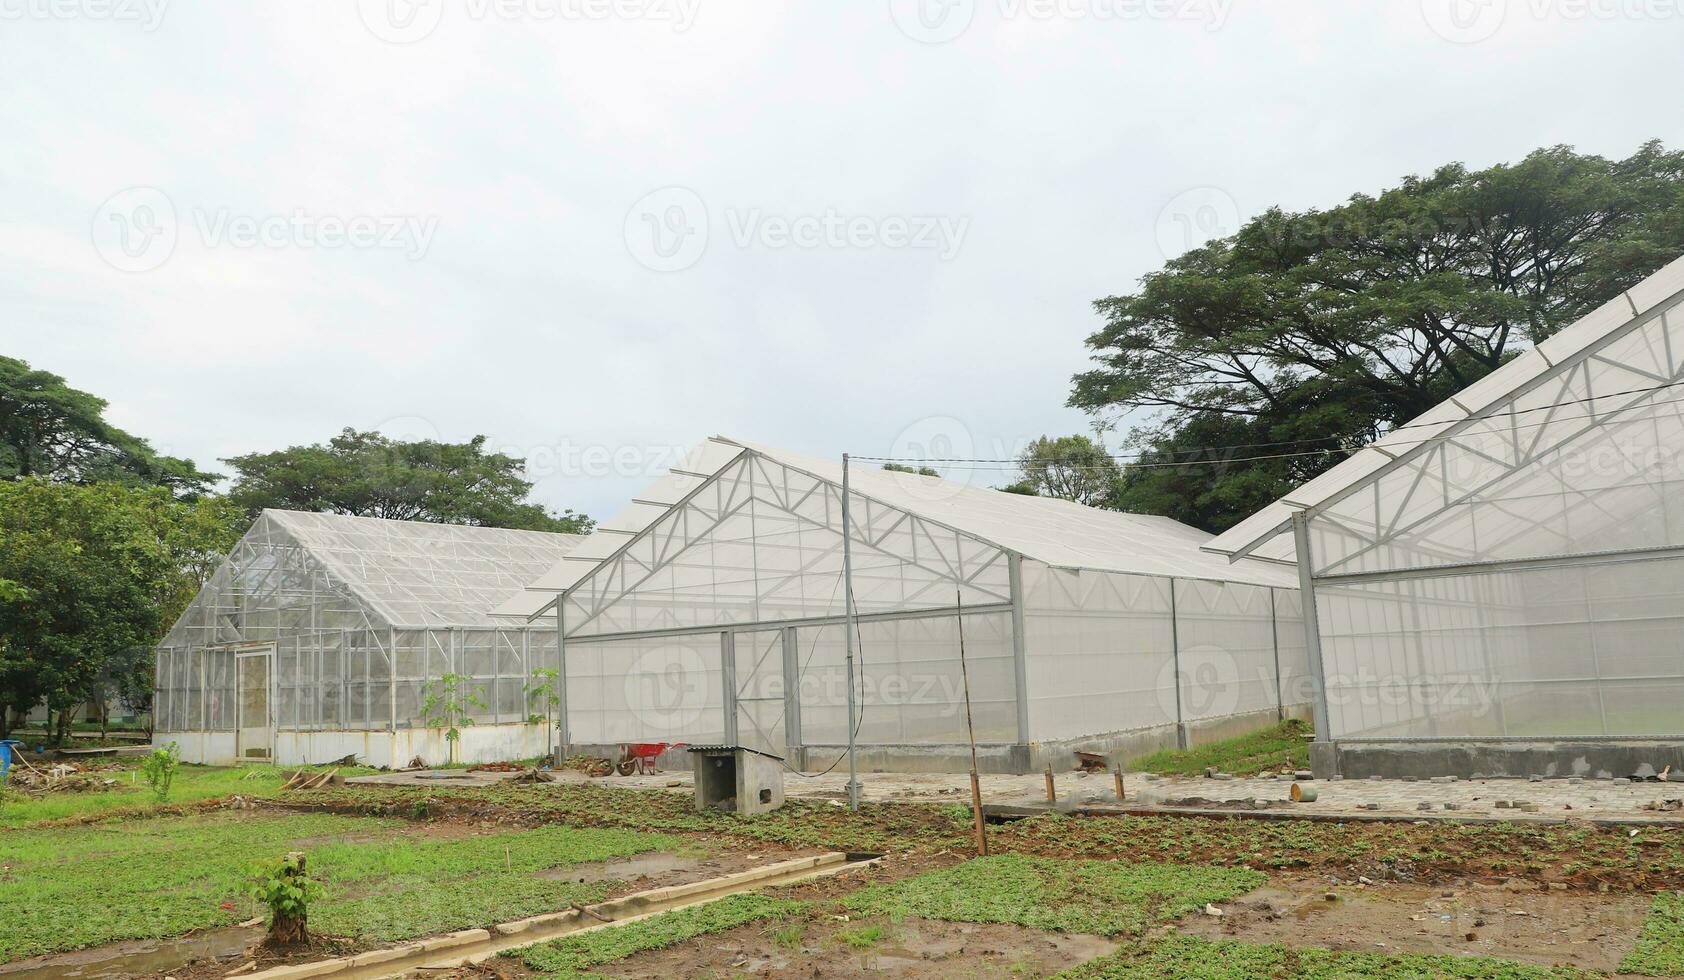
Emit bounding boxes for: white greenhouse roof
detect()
[264,510,583,627]
[496,435,1294,619]
[1204,253,1684,563]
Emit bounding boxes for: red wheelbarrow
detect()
[616,741,685,776]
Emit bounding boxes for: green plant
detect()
[419,673,488,765]
[838,923,884,949]
[1621,891,1684,976]
[527,666,562,754]
[250,852,322,946]
[508,894,805,977]
[770,921,807,950]
[139,742,180,802]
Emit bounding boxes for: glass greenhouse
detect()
[1206,254,1684,776]
[154,510,581,766]
[496,438,1309,772]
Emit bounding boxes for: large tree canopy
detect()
[1072,141,1684,532]
[223,428,592,533]
[1002,434,1122,506]
[0,480,243,740]
[0,356,216,497]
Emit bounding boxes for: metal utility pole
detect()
[956,590,988,855]
[840,453,862,810]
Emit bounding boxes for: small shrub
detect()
[140,742,180,802]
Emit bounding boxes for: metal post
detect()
[721,631,739,746]
[1007,554,1030,746]
[1169,578,1186,749]
[780,627,802,764]
[1291,511,1333,742]
[1269,589,1283,722]
[556,601,570,763]
[840,453,862,810]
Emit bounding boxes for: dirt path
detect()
[1174,875,1651,974]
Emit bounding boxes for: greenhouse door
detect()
[236,647,275,761]
[729,629,793,760]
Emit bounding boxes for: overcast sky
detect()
[3,0,1679,521]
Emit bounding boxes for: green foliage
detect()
[837,923,885,948]
[840,855,1264,936]
[139,742,180,801]
[1002,434,1123,506]
[0,480,242,741]
[528,667,561,727]
[1130,719,1311,776]
[222,427,591,532]
[882,462,940,477]
[420,673,488,764]
[1072,141,1684,532]
[0,810,678,962]
[250,853,321,923]
[1058,934,1597,978]
[0,763,374,828]
[0,355,216,496]
[1620,891,1684,976]
[509,893,805,977]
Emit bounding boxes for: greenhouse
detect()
[1205,254,1684,778]
[153,510,582,766]
[497,437,1309,773]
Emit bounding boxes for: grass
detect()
[0,810,680,962]
[1130,719,1311,776]
[0,763,377,828]
[839,855,1264,936]
[837,923,885,948]
[1620,891,1684,976]
[506,893,805,978]
[1057,934,1598,979]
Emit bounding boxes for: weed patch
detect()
[1059,934,1597,978]
[507,893,804,977]
[839,855,1264,936]
[1620,891,1684,976]
[1131,720,1310,776]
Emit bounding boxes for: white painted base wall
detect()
[157,724,554,768]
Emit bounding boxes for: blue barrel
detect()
[0,740,21,781]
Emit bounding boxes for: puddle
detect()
[537,851,705,885]
[1181,877,1652,973]
[0,926,261,980]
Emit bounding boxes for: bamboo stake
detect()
[1045,765,1056,803]
[955,590,988,856]
[1113,765,1125,801]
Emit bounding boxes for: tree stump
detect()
[267,852,310,947]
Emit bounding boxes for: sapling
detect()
[140,741,180,802]
[419,674,488,765]
[251,851,320,947]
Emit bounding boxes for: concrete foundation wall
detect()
[1318,739,1684,780]
[160,723,552,768]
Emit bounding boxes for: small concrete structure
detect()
[688,744,785,815]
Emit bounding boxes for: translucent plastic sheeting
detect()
[1307,298,1684,577]
[1021,565,1297,742]
[1271,588,1313,713]
[389,628,548,730]
[794,612,1018,746]
[560,452,1012,638]
[565,634,728,745]
[1317,556,1684,739]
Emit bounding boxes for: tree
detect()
[0,481,243,741]
[0,356,216,497]
[1001,434,1123,507]
[1072,141,1684,531]
[882,463,940,477]
[223,428,592,533]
